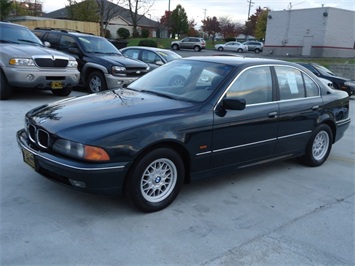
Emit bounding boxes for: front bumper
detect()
[17,129,129,195]
[4,66,80,89]
[105,74,140,89]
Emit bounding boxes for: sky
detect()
[42,0,355,24]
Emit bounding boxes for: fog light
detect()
[73,74,79,81]
[69,179,86,188]
[26,74,34,81]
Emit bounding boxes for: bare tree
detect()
[124,0,154,37]
[96,0,126,37]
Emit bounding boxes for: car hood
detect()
[27,89,198,142]
[96,54,148,68]
[1,44,75,59]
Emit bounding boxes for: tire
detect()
[194,46,201,52]
[51,86,72,96]
[169,75,186,87]
[87,71,107,93]
[172,44,179,50]
[300,124,333,167]
[125,148,185,212]
[254,49,261,54]
[218,47,224,51]
[237,48,243,53]
[0,70,12,100]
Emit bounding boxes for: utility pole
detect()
[247,0,254,19]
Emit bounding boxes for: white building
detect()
[264,7,355,58]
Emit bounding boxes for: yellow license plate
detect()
[51,81,63,89]
[22,148,36,169]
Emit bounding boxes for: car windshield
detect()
[78,36,122,54]
[0,24,43,46]
[313,64,335,76]
[157,50,182,62]
[127,59,233,102]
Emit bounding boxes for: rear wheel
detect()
[300,124,333,167]
[194,46,201,52]
[0,70,12,100]
[51,86,72,96]
[254,48,261,53]
[125,148,185,212]
[87,71,107,93]
[237,48,243,53]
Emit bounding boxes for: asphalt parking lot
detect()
[1,54,354,265]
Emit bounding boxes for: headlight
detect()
[9,58,35,66]
[53,139,110,161]
[112,66,126,76]
[344,81,355,88]
[67,60,78,68]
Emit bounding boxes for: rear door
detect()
[274,65,323,155]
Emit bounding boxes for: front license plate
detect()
[22,148,36,169]
[51,81,63,89]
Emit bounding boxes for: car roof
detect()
[183,56,296,67]
[122,46,172,52]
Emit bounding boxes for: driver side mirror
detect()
[223,97,246,110]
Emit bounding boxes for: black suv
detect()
[33,28,150,93]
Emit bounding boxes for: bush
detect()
[225,37,236,42]
[117,28,130,39]
[138,39,158,47]
[141,28,150,38]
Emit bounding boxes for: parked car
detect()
[171,37,206,52]
[242,41,264,53]
[0,22,79,100]
[17,57,351,212]
[214,41,248,53]
[120,46,182,70]
[33,28,150,93]
[297,62,355,96]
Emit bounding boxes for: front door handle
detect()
[268,111,278,118]
[312,105,320,111]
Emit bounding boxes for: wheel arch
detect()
[123,140,192,192]
[317,117,336,143]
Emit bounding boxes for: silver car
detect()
[214,42,248,53]
[0,22,79,100]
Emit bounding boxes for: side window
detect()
[303,74,320,97]
[45,32,60,47]
[58,35,77,51]
[142,51,160,64]
[275,66,305,100]
[227,66,273,104]
[124,49,140,60]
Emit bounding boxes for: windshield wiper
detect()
[140,90,176,100]
[0,40,18,44]
[17,39,41,45]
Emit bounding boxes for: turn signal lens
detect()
[84,146,110,161]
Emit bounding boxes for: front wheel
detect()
[172,44,179,50]
[0,70,12,100]
[125,148,185,212]
[87,71,107,93]
[300,124,333,167]
[218,47,224,51]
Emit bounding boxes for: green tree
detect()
[66,0,99,22]
[255,9,268,41]
[170,4,188,38]
[0,0,12,20]
[244,6,264,37]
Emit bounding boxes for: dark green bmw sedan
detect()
[17,56,351,212]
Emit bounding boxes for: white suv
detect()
[0,22,80,100]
